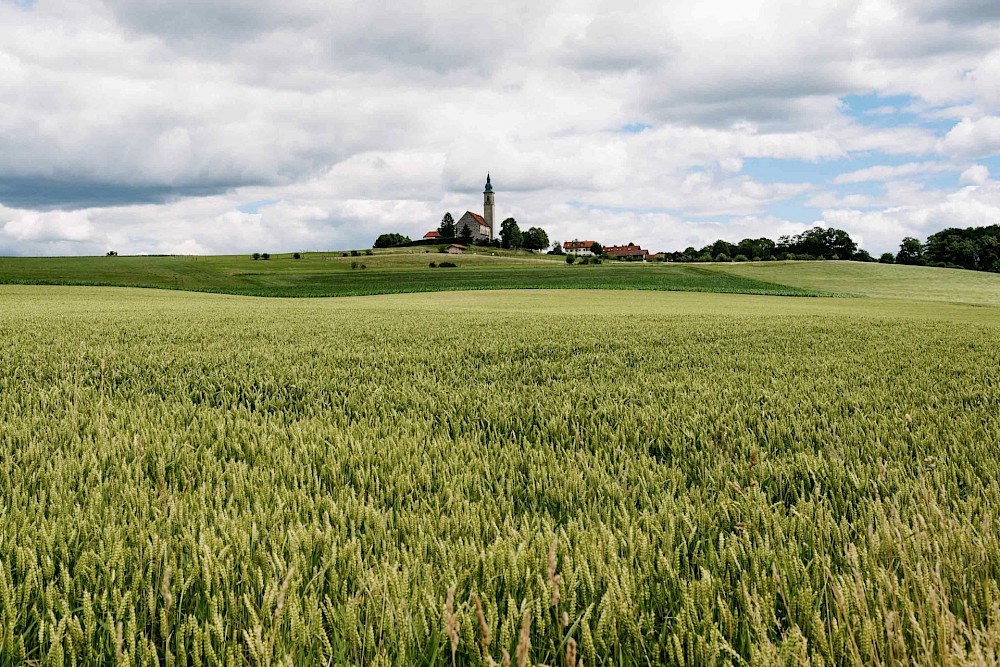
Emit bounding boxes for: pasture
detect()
[1,285,999,665]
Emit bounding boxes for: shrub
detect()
[293,252,301,260]
[365,249,373,256]
[438,261,457,268]
[429,261,437,268]
[252,253,261,261]
[733,254,749,262]
[261,253,270,260]
[351,261,358,269]
[715,253,731,262]
[879,253,896,264]
[351,250,360,257]
[566,255,575,264]
[342,253,348,257]
[360,264,366,269]
[106,250,118,256]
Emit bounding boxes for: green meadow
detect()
[1,273,999,665]
[0,250,821,298]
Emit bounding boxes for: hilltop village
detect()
[374,175,654,261]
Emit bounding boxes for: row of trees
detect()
[665,227,873,263]
[886,225,1000,272]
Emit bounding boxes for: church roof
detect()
[460,211,488,228]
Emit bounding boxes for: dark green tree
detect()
[879,252,896,264]
[374,233,412,248]
[499,218,522,249]
[591,242,604,256]
[438,213,456,238]
[523,227,549,251]
[460,223,473,243]
[896,237,925,265]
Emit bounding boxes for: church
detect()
[425,175,496,242]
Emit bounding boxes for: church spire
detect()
[484,173,493,193]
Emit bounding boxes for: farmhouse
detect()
[564,240,598,257]
[605,244,650,260]
[423,230,441,240]
[447,244,466,254]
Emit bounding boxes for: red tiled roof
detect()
[423,231,441,238]
[563,240,597,249]
[464,211,487,226]
[448,244,467,249]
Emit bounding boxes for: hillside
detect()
[2,249,1000,303]
[0,249,819,297]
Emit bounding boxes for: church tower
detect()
[483,174,495,240]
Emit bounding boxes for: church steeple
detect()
[483,173,495,239]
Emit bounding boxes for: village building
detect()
[563,240,598,257]
[447,244,466,254]
[424,175,496,242]
[604,243,651,261]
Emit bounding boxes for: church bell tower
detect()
[484,173,495,240]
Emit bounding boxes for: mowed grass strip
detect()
[0,251,823,297]
[1,286,999,665]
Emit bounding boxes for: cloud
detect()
[938,117,1000,158]
[959,164,990,185]
[0,0,999,256]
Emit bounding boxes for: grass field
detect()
[0,251,822,298]
[2,284,999,665]
[4,251,1000,304]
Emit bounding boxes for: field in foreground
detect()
[1,286,999,665]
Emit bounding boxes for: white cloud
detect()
[0,0,999,256]
[960,164,990,185]
[938,117,1000,158]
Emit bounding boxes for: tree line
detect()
[374,213,550,251]
[886,225,1000,272]
[666,226,872,263]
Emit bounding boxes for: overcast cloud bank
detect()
[1,0,999,256]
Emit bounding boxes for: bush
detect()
[428,261,437,268]
[360,264,366,269]
[733,254,749,262]
[261,253,270,260]
[252,253,260,261]
[351,261,358,269]
[715,253,731,262]
[879,253,896,264]
[566,255,575,264]
[365,249,373,256]
[351,250,360,257]
[438,261,457,268]
[293,252,301,260]
[342,253,348,257]
[106,250,118,256]
[767,255,778,262]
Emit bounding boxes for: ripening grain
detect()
[0,286,998,666]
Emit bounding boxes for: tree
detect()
[460,223,473,243]
[105,250,118,256]
[591,242,604,256]
[879,252,895,264]
[293,252,302,259]
[252,253,260,260]
[374,233,411,248]
[523,227,549,251]
[499,218,522,249]
[896,237,925,265]
[565,254,575,264]
[261,253,270,260]
[550,241,564,255]
[438,213,456,238]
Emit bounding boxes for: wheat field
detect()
[1,286,999,666]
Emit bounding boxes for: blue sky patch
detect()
[238,199,279,214]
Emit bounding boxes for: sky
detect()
[1,0,999,257]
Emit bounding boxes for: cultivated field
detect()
[2,285,999,665]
